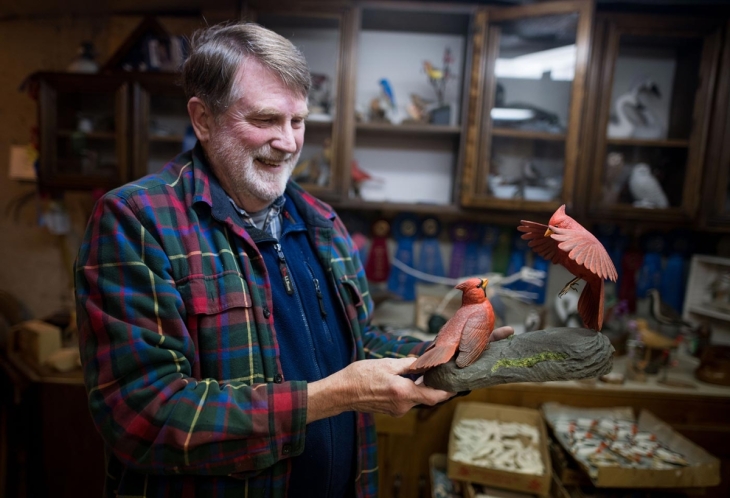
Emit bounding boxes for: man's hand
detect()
[306,357,454,423]
[305,326,514,423]
[489,325,514,343]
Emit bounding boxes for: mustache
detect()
[251,145,293,163]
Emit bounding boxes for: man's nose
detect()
[272,123,298,154]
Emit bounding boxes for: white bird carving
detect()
[628,163,669,209]
[608,80,665,139]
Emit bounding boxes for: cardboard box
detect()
[463,482,536,498]
[542,403,720,488]
[447,402,552,497]
[12,319,62,366]
[430,453,464,498]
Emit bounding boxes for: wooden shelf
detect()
[491,127,566,141]
[606,137,690,148]
[356,122,461,137]
[57,129,116,140]
[688,305,730,322]
[149,134,184,143]
[335,198,461,215]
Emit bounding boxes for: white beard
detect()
[208,128,300,206]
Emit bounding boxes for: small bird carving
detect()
[378,78,396,110]
[634,318,679,350]
[423,60,444,81]
[408,278,495,373]
[647,288,692,328]
[629,163,669,209]
[517,205,618,331]
[350,160,383,198]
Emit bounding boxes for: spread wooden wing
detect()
[517,220,561,264]
[549,226,618,282]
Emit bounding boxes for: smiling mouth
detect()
[256,158,284,168]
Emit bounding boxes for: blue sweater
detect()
[253,196,356,498]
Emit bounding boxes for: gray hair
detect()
[181,22,311,117]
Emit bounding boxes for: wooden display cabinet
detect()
[579,14,723,223]
[701,19,730,230]
[254,8,353,202]
[345,3,475,210]
[37,72,129,189]
[131,73,191,180]
[460,1,594,213]
[36,71,190,189]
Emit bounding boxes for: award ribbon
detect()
[388,214,418,300]
[416,217,445,279]
[365,219,391,283]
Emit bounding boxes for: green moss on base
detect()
[491,352,568,373]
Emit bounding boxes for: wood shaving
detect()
[451,419,545,475]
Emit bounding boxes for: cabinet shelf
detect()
[687,305,730,322]
[606,137,690,148]
[491,127,566,141]
[57,129,116,140]
[356,122,461,137]
[149,134,184,143]
[336,198,461,215]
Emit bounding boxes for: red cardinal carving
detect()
[517,205,618,331]
[408,278,495,373]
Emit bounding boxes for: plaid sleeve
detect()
[328,216,431,361]
[361,326,430,359]
[75,192,307,476]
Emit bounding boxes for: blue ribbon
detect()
[416,217,444,279]
[387,214,419,300]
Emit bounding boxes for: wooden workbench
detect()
[375,354,730,498]
[3,346,729,498]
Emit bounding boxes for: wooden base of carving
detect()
[423,328,614,392]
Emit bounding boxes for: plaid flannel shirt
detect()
[75,144,429,498]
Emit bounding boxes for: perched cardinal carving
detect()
[517,205,617,331]
[408,278,495,373]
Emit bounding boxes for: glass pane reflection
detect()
[485,13,577,201]
[56,91,117,177]
[491,13,578,134]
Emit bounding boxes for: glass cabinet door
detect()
[461,1,592,210]
[586,16,722,221]
[132,74,191,179]
[702,19,730,227]
[255,10,347,200]
[38,74,128,189]
[351,5,472,207]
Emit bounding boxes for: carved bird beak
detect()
[544,228,553,237]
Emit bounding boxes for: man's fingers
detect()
[490,325,514,342]
[414,383,456,405]
[387,357,418,374]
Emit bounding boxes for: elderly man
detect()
[75,22,471,498]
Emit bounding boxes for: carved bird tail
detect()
[578,278,604,331]
[408,342,459,373]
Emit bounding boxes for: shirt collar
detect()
[227,194,285,232]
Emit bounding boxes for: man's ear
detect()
[188,97,214,143]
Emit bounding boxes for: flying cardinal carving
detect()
[408,278,495,373]
[517,205,617,331]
